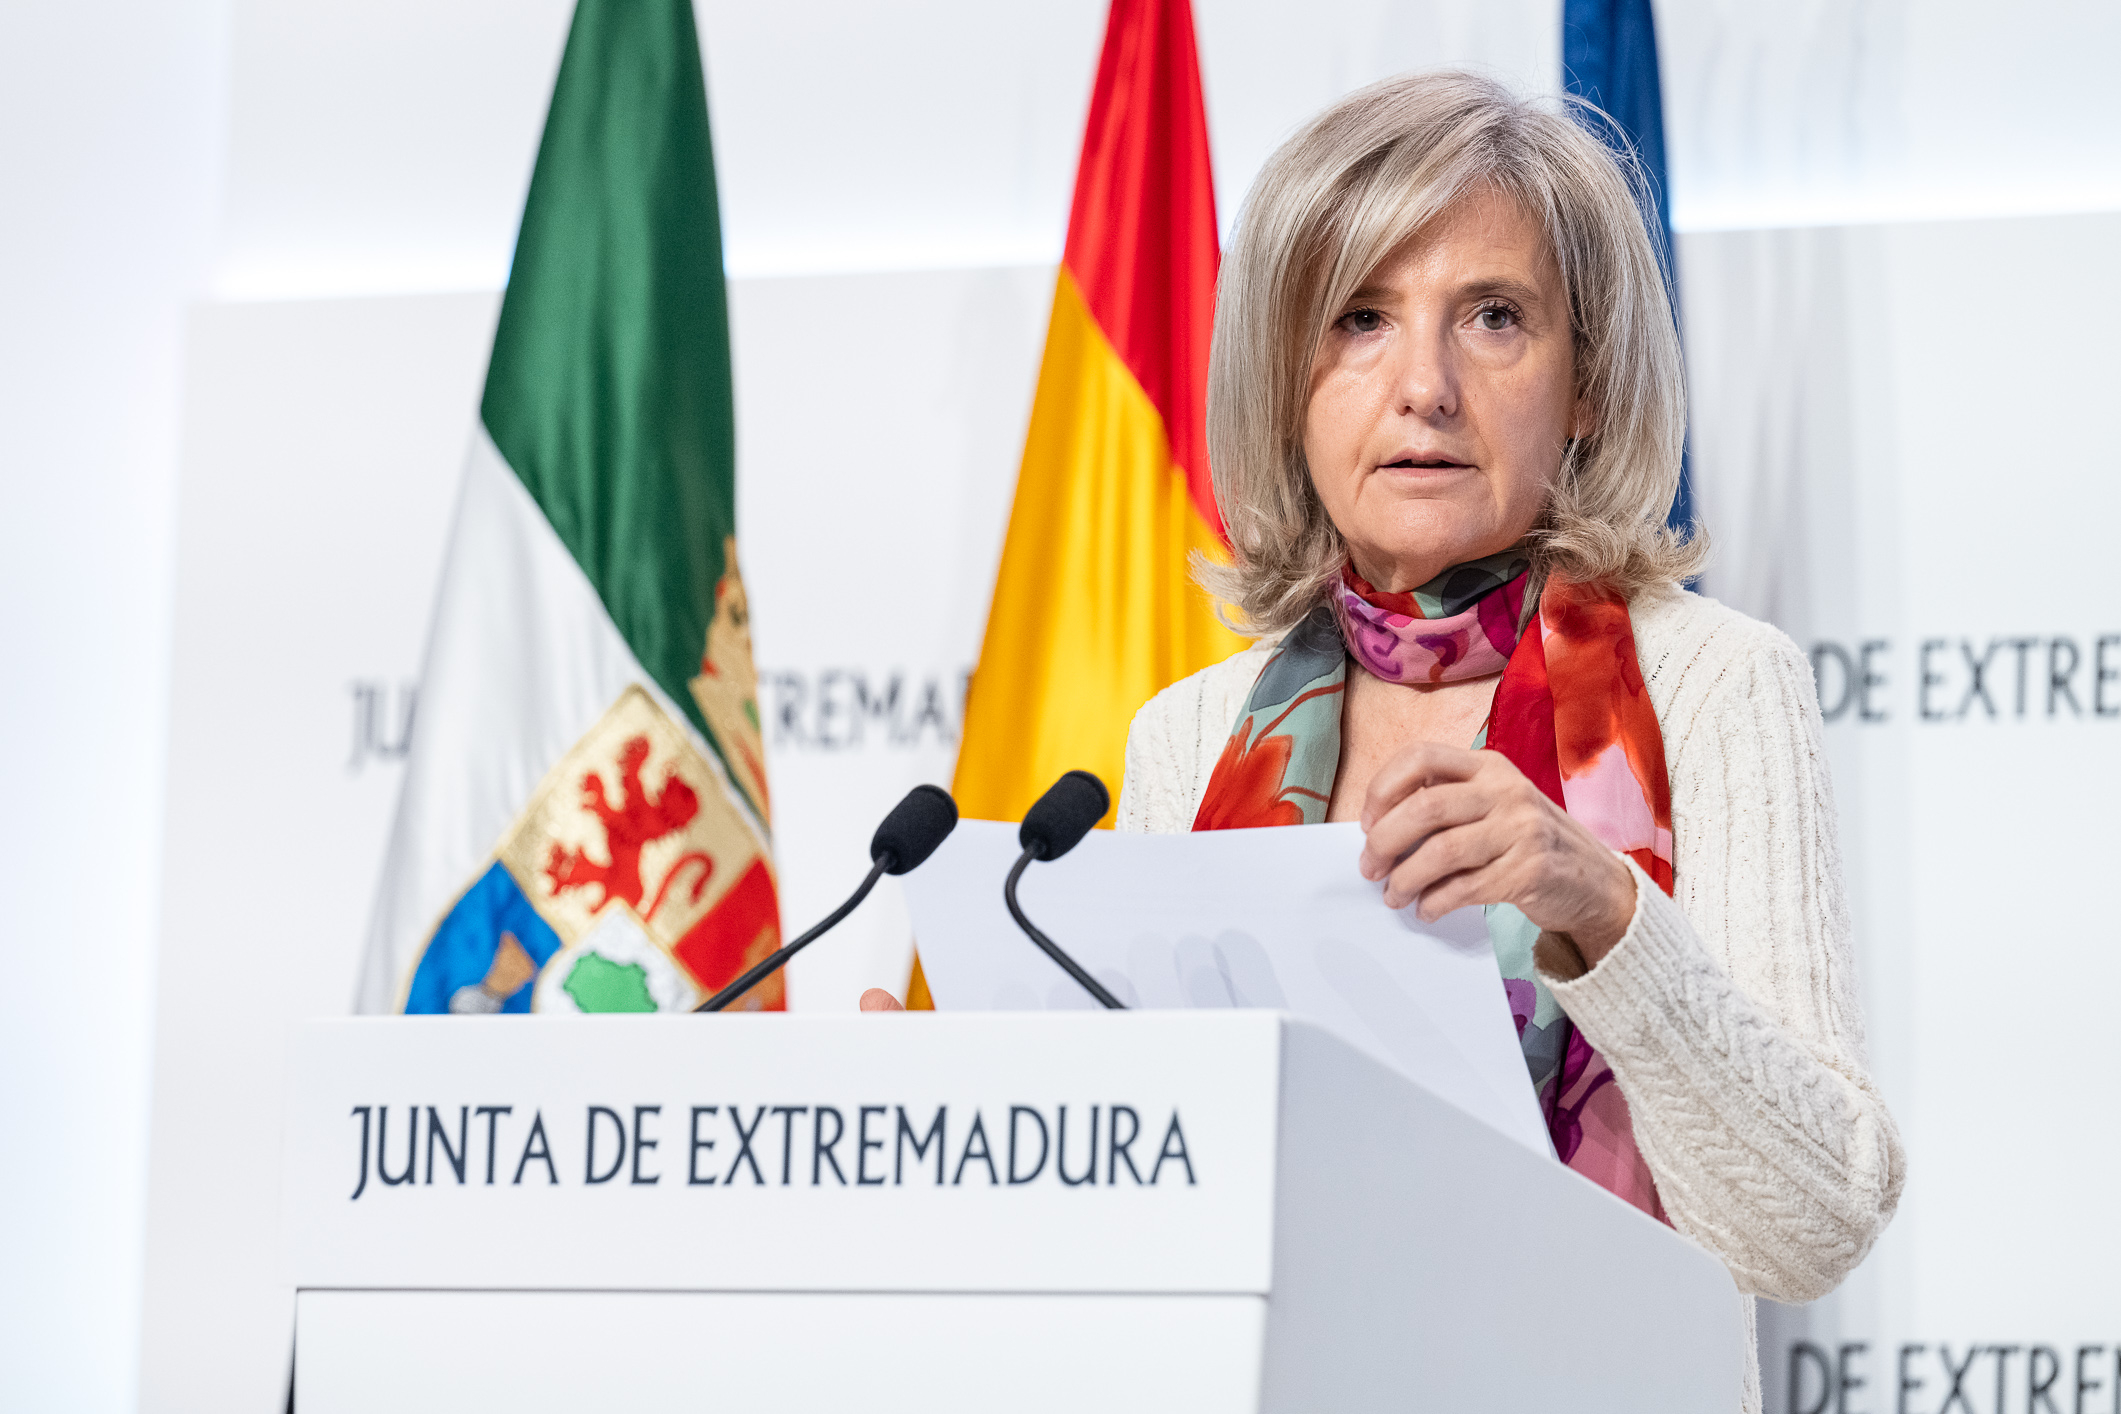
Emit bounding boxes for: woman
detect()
[1117,71,1903,1411]
[866,70,1902,1409]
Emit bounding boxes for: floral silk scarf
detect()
[1192,551,1672,1221]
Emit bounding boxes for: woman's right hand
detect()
[859,989,904,1012]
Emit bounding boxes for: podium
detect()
[284,1012,1742,1410]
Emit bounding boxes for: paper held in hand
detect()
[901,819,1551,1158]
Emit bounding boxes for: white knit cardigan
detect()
[1116,582,1906,1413]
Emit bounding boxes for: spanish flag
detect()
[911,0,1238,1003]
[959,0,1238,818]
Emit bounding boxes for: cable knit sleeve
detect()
[1540,621,1906,1303]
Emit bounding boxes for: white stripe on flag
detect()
[355,426,722,1014]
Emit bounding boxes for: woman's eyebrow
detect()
[1455,275,1546,305]
[1341,275,1549,309]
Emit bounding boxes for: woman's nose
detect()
[1393,323,1460,421]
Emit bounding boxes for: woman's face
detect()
[1303,185,1588,592]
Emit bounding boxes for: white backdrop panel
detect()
[0,6,225,1408]
[141,293,484,1412]
[1686,211,2121,1410]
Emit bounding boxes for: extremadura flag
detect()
[357,0,780,1016]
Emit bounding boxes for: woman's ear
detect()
[1567,396,1600,441]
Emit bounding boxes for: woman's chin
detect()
[1355,505,1516,578]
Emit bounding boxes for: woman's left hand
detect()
[1356,741,1638,964]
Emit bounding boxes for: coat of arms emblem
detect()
[399,548,780,1015]
[404,685,779,1013]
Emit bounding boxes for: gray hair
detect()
[1198,69,1705,634]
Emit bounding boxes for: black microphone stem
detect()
[1004,848,1126,1010]
[695,856,891,1013]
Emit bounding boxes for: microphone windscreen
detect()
[871,784,960,875]
[1019,770,1109,862]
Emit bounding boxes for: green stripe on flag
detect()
[481,0,737,769]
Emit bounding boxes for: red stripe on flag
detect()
[1061,0,1223,540]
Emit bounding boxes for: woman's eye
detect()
[1339,308,1385,334]
[1474,306,1515,332]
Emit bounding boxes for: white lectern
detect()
[284,1013,1741,1411]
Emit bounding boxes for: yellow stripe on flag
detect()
[953,268,1243,829]
[910,0,1229,1010]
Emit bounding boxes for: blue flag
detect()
[1562,0,1694,537]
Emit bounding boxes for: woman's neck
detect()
[1325,658,1504,823]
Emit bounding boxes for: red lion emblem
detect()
[543,734,700,913]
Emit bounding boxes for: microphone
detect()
[1005,770,1126,1010]
[695,784,959,1013]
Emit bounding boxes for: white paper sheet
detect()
[900,820,1552,1157]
